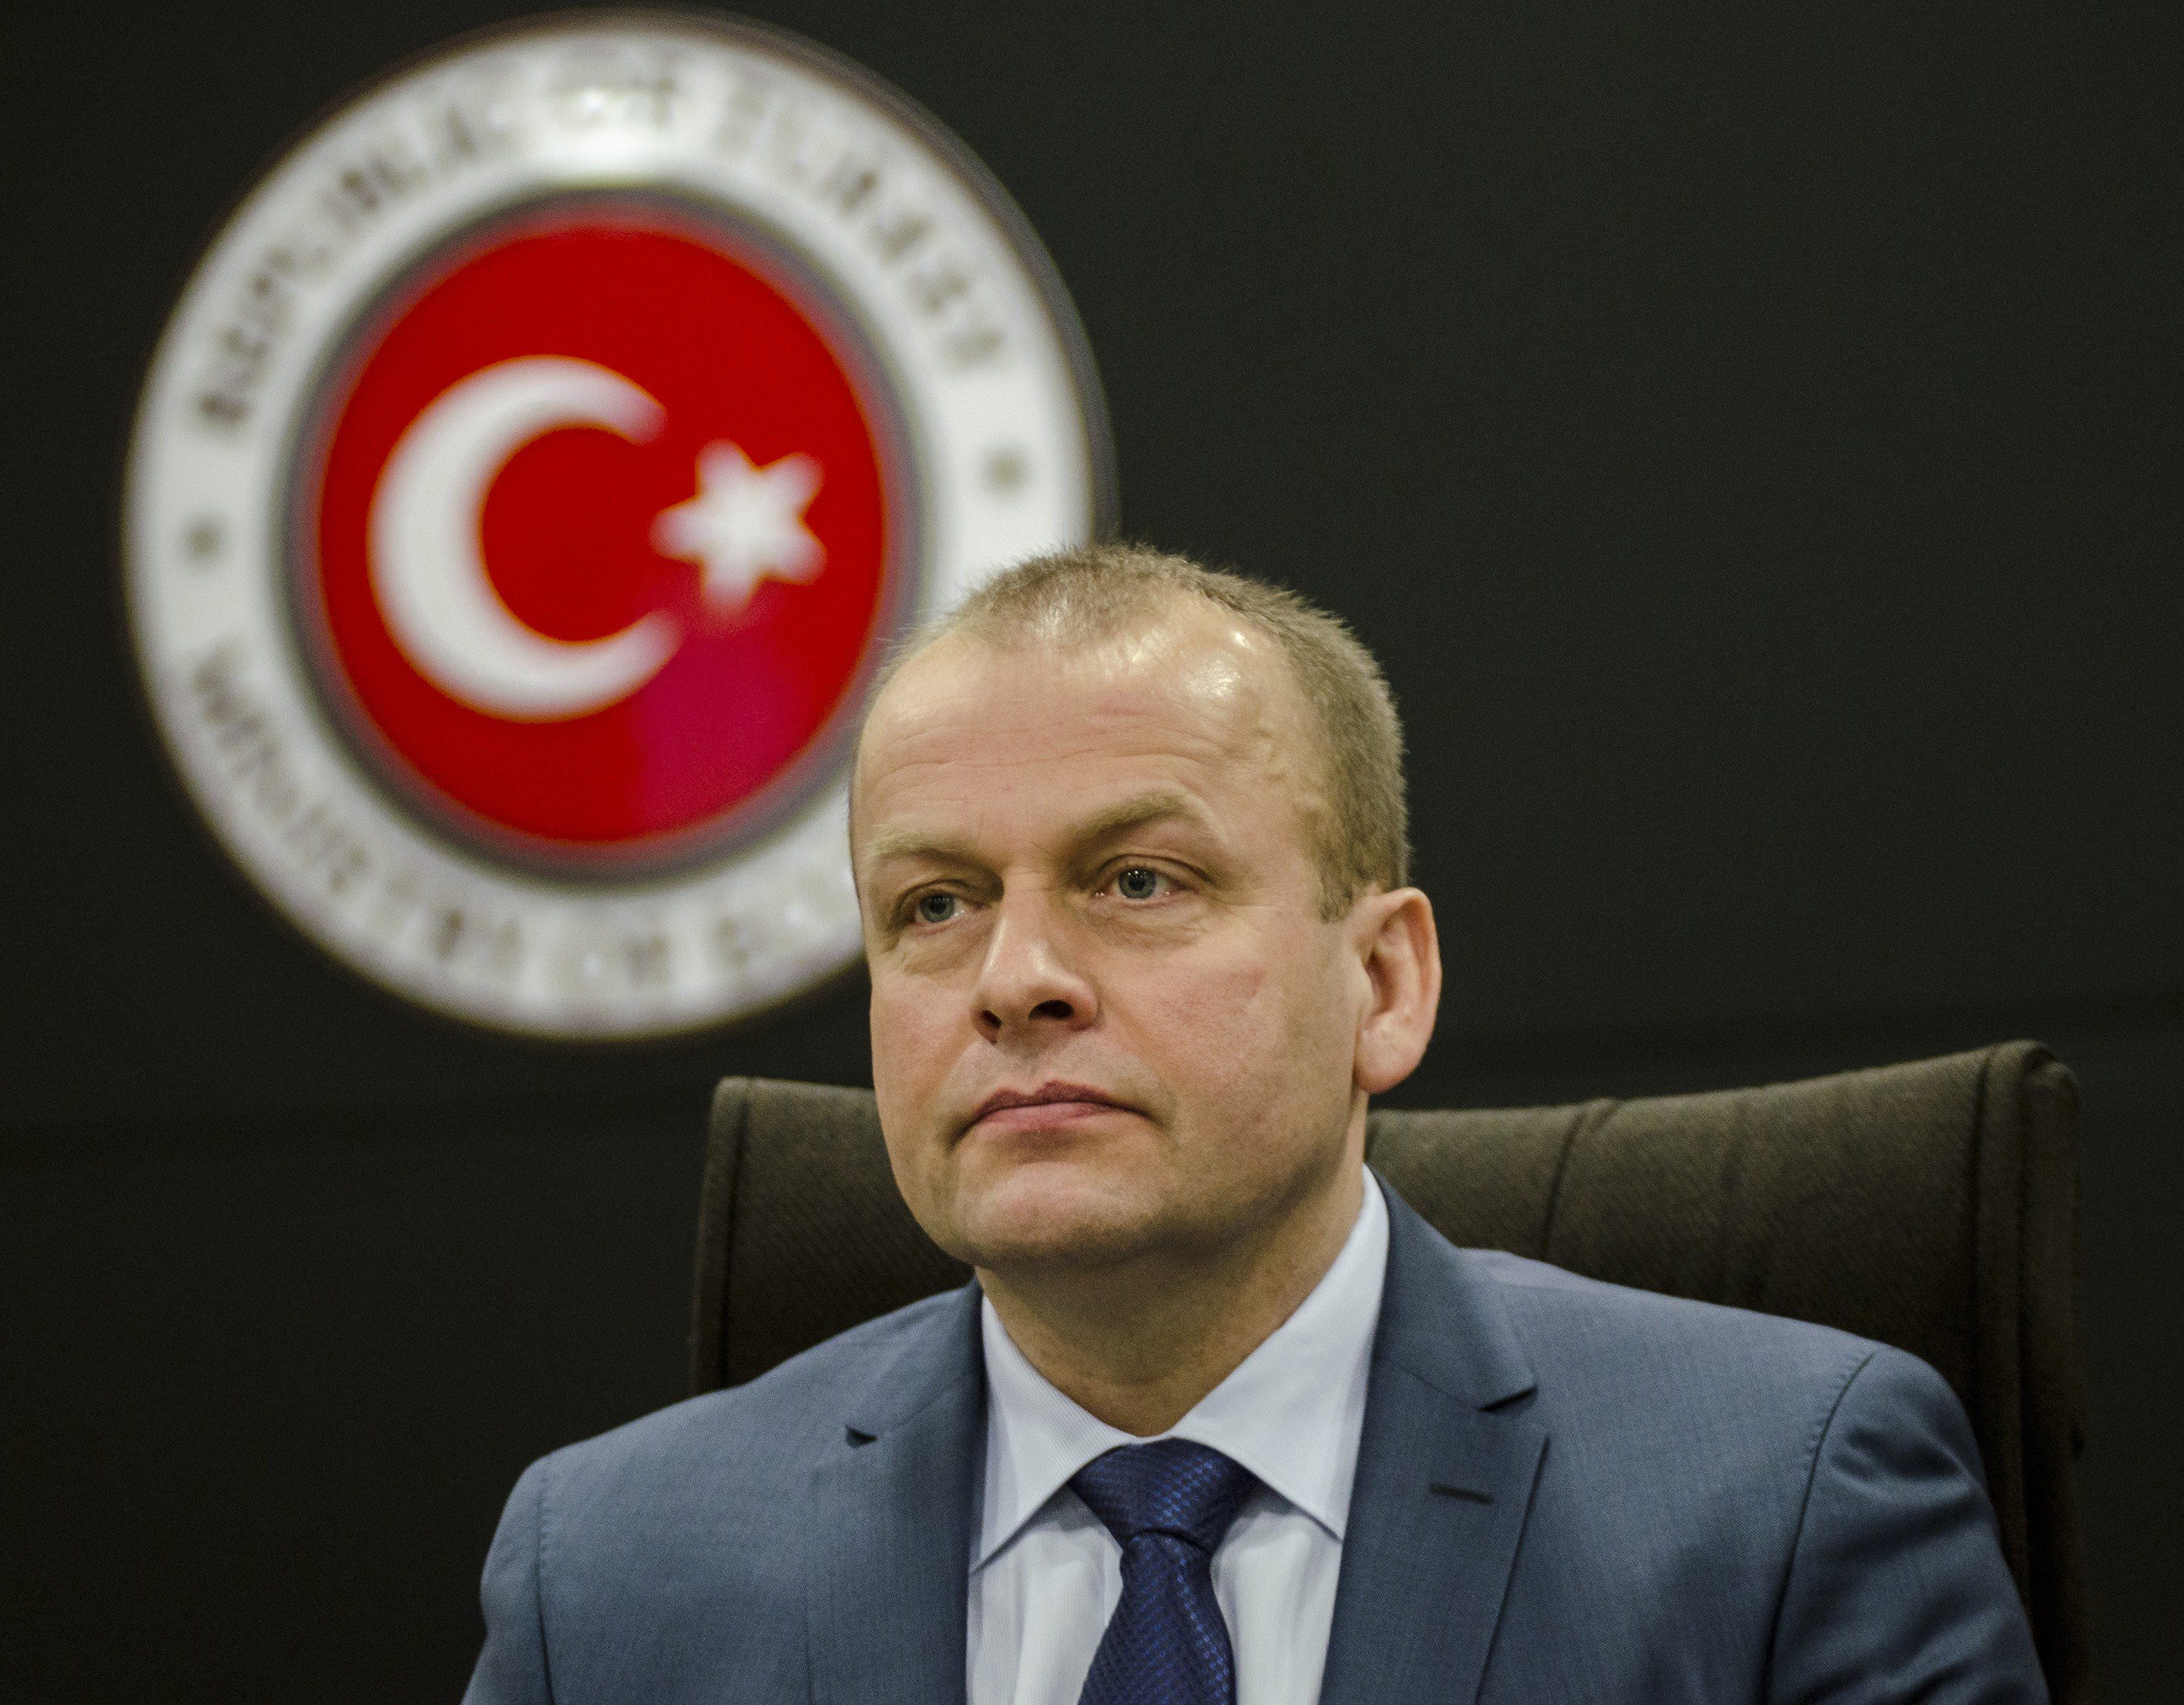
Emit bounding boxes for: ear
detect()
[1349,888,1442,1095]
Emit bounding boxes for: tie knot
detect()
[1069,1439,1257,1556]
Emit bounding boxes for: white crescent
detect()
[367,356,683,720]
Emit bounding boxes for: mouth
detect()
[965,1081,1134,1134]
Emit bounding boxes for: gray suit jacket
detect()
[465,1183,2045,1703]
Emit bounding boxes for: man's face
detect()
[852,601,1376,1276]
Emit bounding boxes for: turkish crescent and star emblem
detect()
[306,206,897,857]
[124,15,1115,1039]
[373,356,824,724]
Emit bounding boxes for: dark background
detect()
[3,2,2177,1699]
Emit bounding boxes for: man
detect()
[466,545,2045,1703]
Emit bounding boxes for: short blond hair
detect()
[877,543,1407,916]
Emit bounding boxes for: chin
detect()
[943,1160,1169,1274]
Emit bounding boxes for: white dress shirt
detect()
[968,1170,1390,1705]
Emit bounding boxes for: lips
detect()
[966,1081,1132,1133]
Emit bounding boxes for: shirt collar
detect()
[975,1170,1389,1569]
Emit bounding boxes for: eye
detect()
[911,891,961,925]
[1112,865,1169,901]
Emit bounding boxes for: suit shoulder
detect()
[1444,1250,1984,1552]
[532,1286,968,1500]
[1459,1246,1890,1399]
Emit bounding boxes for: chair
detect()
[689,1041,2089,1702]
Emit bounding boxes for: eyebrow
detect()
[1069,790,1211,848]
[858,790,1213,874]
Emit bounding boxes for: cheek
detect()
[870,979,958,1228]
[1120,949,1280,1096]
[869,975,944,1112]
[1129,940,1355,1119]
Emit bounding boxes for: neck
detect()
[978,1138,1367,1436]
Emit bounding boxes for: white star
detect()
[651,442,825,612]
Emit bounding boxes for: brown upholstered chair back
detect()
[689,1042,2088,1702]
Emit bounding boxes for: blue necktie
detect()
[1070,1439,1259,1705]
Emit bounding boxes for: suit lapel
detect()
[805,1285,985,1705]
[1318,1185,1547,1705]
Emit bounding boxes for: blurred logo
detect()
[124,14,1113,1038]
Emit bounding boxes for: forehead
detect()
[853,606,1311,848]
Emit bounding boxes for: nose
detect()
[971,891,1097,1044]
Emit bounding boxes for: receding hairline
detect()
[851,545,1410,913]
[850,588,1314,812]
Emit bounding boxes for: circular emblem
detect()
[125,12,1113,1037]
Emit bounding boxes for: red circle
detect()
[303,200,898,862]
